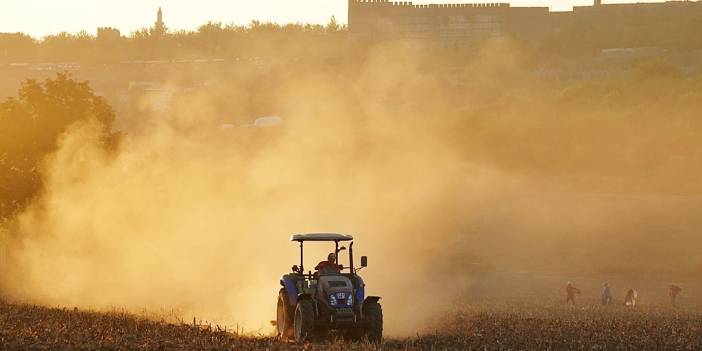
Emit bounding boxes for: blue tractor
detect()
[276,233,382,342]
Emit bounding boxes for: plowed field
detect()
[1,300,701,350]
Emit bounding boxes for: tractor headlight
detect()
[347,295,353,305]
[330,294,338,305]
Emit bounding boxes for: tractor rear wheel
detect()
[363,302,383,342]
[276,289,294,340]
[293,299,315,342]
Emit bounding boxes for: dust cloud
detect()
[2,39,702,335]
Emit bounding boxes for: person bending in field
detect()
[565,282,581,305]
[623,288,638,307]
[315,252,343,275]
[670,285,682,307]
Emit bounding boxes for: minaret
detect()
[154,6,166,35]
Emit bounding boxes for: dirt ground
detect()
[2,298,701,350]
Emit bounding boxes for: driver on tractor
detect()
[315,252,343,275]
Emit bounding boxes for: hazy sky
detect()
[3,0,668,38]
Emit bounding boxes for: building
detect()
[154,7,167,36]
[348,1,550,48]
[97,27,121,41]
[348,0,702,49]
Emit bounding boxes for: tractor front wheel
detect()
[293,299,315,342]
[363,302,383,342]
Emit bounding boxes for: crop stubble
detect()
[1,300,701,350]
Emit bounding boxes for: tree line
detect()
[3,9,702,64]
[0,19,346,63]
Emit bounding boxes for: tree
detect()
[0,73,117,219]
[325,16,342,33]
[0,33,37,62]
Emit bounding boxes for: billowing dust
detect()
[2,40,702,336]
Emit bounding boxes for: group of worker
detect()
[565,282,684,307]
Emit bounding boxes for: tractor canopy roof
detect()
[291,233,354,242]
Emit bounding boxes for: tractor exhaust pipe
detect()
[349,241,354,274]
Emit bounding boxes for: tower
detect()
[154,6,166,35]
[594,0,602,5]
